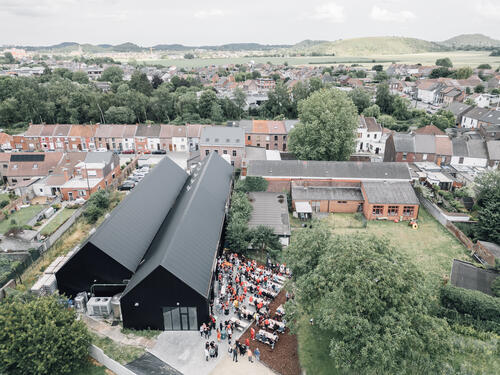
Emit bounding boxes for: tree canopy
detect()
[288,88,358,161]
[436,57,453,68]
[0,295,91,375]
[284,224,451,374]
[474,170,500,244]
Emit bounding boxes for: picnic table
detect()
[260,287,278,298]
[239,307,254,320]
[276,304,285,317]
[268,318,285,333]
[251,297,270,308]
[257,329,278,349]
[230,317,248,331]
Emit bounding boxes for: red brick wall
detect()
[200,146,244,167]
[246,133,287,151]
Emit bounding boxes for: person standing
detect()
[204,346,209,361]
[250,327,255,341]
[232,342,238,362]
[254,347,260,361]
[247,348,253,363]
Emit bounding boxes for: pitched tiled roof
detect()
[24,124,45,137]
[362,181,419,205]
[135,124,161,137]
[69,124,97,138]
[364,117,382,133]
[486,140,500,160]
[6,152,64,177]
[201,126,245,147]
[415,125,445,136]
[40,125,57,137]
[435,135,453,156]
[252,120,286,134]
[53,124,72,137]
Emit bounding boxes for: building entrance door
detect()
[163,306,197,331]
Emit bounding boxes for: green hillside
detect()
[291,36,448,56]
[441,33,500,49]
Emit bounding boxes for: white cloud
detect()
[370,6,416,22]
[194,9,227,19]
[0,0,75,17]
[475,0,500,20]
[310,2,345,23]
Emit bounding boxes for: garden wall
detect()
[41,204,86,251]
[89,345,136,375]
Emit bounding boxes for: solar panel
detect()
[10,154,45,162]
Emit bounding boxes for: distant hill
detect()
[293,36,448,56]
[440,34,500,49]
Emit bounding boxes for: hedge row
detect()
[440,285,500,323]
[436,306,500,335]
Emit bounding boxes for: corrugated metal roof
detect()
[247,160,411,181]
[122,153,233,298]
[362,181,419,205]
[87,156,188,272]
[248,192,291,236]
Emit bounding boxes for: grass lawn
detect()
[325,209,471,288]
[0,205,45,234]
[73,360,108,375]
[40,208,77,236]
[91,333,145,365]
[0,193,10,204]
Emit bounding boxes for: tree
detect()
[3,52,15,64]
[372,64,384,72]
[474,170,500,244]
[362,104,381,118]
[184,53,195,59]
[232,88,247,119]
[284,226,451,374]
[198,90,218,119]
[210,102,224,123]
[0,295,91,375]
[105,106,135,124]
[375,83,394,114]
[378,114,397,128]
[454,66,473,79]
[474,84,485,93]
[430,67,452,78]
[391,96,411,120]
[129,71,153,96]
[151,74,163,89]
[477,64,492,70]
[263,82,293,118]
[348,88,371,114]
[71,71,89,84]
[374,70,388,82]
[288,88,358,161]
[249,225,281,253]
[235,176,269,192]
[436,57,453,68]
[100,66,123,84]
[225,191,252,253]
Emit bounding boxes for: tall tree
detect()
[474,170,500,244]
[348,87,371,114]
[436,57,453,68]
[375,83,394,114]
[288,88,358,161]
[199,90,218,119]
[99,66,124,84]
[232,88,247,119]
[284,226,451,374]
[129,71,153,96]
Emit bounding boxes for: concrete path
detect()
[208,355,275,375]
[83,315,156,349]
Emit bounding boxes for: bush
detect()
[234,176,268,193]
[0,200,8,208]
[436,306,500,335]
[440,285,500,323]
[22,225,33,231]
[51,203,61,210]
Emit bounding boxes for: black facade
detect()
[56,243,132,298]
[121,267,211,330]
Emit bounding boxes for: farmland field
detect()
[137,51,500,68]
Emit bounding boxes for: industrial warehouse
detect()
[56,153,233,330]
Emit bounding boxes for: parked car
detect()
[121,149,135,154]
[96,148,108,152]
[152,149,166,155]
[127,176,141,183]
[118,182,135,191]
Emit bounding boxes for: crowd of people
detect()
[200,252,291,363]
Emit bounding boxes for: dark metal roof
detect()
[362,181,419,205]
[450,259,498,296]
[292,185,363,201]
[10,154,45,162]
[247,160,411,181]
[85,156,188,272]
[122,153,233,298]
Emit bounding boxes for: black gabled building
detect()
[56,153,233,331]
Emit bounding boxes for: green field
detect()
[325,209,471,286]
[138,51,500,68]
[40,208,76,236]
[295,209,500,374]
[0,205,45,234]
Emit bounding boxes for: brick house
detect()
[383,133,452,165]
[68,125,97,151]
[200,126,245,167]
[3,152,64,185]
[135,124,160,153]
[95,124,137,152]
[241,120,288,151]
[60,152,120,201]
[250,160,418,221]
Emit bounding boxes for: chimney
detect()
[63,168,69,181]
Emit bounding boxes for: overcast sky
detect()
[1,0,500,46]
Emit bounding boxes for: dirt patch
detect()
[239,290,300,375]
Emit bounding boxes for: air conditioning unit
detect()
[87,297,112,316]
[74,292,88,312]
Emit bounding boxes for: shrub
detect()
[440,285,500,323]
[0,200,8,208]
[22,225,33,231]
[234,176,268,193]
[51,204,61,210]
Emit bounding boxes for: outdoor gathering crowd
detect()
[200,252,292,364]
